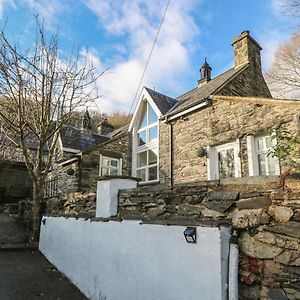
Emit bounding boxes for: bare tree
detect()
[0,20,103,242]
[267,32,300,98]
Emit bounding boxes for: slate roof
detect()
[60,125,109,152]
[145,87,178,115]
[164,64,248,117]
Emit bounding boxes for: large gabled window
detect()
[135,101,159,183]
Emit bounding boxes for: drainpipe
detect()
[228,243,239,300]
[169,121,173,189]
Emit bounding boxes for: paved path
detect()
[0,249,87,300]
[0,212,87,299]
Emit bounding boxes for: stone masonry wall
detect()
[118,177,300,300]
[159,100,299,186]
[80,132,132,192]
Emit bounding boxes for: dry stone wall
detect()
[118,177,300,300]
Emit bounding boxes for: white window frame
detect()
[207,139,241,180]
[99,155,122,176]
[132,101,159,184]
[247,135,280,176]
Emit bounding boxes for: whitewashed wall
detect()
[39,217,231,300]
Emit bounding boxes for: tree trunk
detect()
[30,181,44,243]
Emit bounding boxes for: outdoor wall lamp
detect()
[42,218,46,225]
[183,227,197,243]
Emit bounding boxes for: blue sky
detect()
[0,0,298,113]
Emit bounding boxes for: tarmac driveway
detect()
[0,212,87,300]
[0,249,87,300]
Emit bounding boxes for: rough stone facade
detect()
[118,177,300,300]
[80,132,132,192]
[45,159,80,197]
[159,99,300,186]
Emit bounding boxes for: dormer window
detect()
[134,101,159,183]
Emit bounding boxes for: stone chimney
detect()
[97,116,114,136]
[198,58,212,88]
[231,30,262,71]
[82,108,92,132]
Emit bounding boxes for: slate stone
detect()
[236,196,272,210]
[207,191,239,201]
[206,201,234,213]
[267,288,288,300]
[266,221,300,239]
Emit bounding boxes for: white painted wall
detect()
[39,217,231,300]
[96,178,138,218]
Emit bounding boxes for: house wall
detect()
[39,217,230,300]
[159,100,299,185]
[46,160,80,197]
[80,133,132,192]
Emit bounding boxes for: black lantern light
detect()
[183,227,197,243]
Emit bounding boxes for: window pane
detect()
[267,155,277,175]
[149,166,158,181]
[137,151,147,168]
[137,169,146,182]
[148,104,157,125]
[101,167,109,176]
[148,149,157,165]
[111,160,118,167]
[138,103,147,129]
[149,126,158,143]
[265,137,273,148]
[258,154,266,175]
[138,131,146,146]
[102,158,109,166]
[218,149,234,179]
[110,169,118,175]
[257,138,264,151]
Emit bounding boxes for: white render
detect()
[39,217,231,300]
[96,178,137,218]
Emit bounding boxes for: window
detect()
[247,135,280,176]
[134,101,159,183]
[99,155,122,176]
[207,140,241,180]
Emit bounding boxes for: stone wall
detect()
[80,132,132,192]
[159,100,299,186]
[46,191,96,218]
[118,177,300,300]
[46,159,80,197]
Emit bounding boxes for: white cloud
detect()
[21,0,70,29]
[0,0,16,19]
[85,0,201,113]
[259,30,289,72]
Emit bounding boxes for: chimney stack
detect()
[231,30,262,71]
[198,58,212,88]
[97,116,114,136]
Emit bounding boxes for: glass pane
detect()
[149,126,158,143]
[137,151,147,168]
[148,149,157,165]
[102,158,109,166]
[218,149,234,179]
[148,104,157,125]
[267,156,277,175]
[265,136,273,148]
[257,138,264,151]
[137,169,146,182]
[110,168,118,175]
[138,103,147,129]
[149,166,158,181]
[111,160,118,167]
[101,167,109,176]
[138,131,146,146]
[258,154,266,175]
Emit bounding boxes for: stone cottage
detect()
[128,30,300,187]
